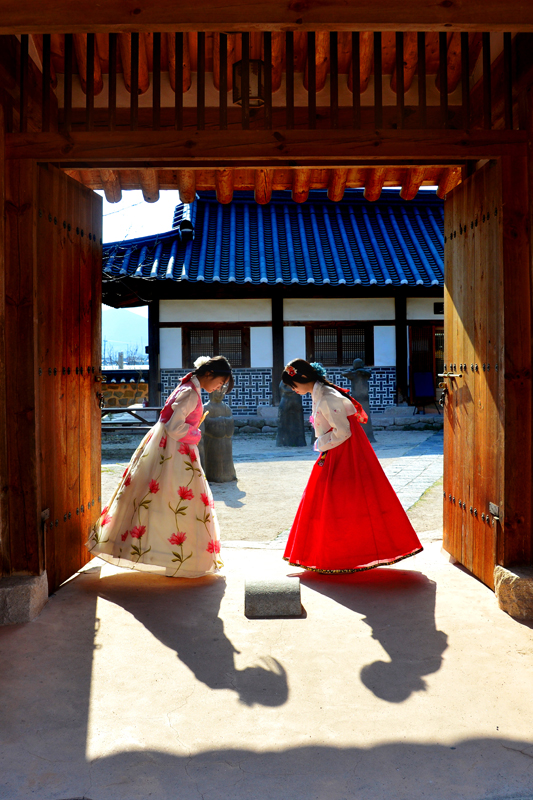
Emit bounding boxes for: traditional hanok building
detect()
[102,189,445,415]
[1,8,532,611]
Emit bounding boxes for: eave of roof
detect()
[103,189,444,290]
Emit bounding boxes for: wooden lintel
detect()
[6,130,527,165]
[2,2,533,34]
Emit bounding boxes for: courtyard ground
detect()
[2,431,533,800]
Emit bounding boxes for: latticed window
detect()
[190,329,214,364]
[311,326,369,366]
[184,326,250,368]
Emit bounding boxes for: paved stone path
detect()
[102,430,443,550]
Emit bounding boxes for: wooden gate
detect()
[443,159,531,588]
[37,165,102,592]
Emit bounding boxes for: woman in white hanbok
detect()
[88,356,233,578]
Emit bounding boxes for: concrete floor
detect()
[1,542,533,800]
[2,433,532,800]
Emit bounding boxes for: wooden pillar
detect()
[271,295,284,406]
[0,107,9,577]
[2,158,42,576]
[148,300,160,407]
[394,295,408,404]
[499,144,532,566]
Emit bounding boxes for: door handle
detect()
[438,372,463,378]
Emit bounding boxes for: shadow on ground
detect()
[300,568,448,702]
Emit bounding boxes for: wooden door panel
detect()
[37,165,102,592]
[443,161,503,589]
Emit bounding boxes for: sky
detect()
[99,189,181,341]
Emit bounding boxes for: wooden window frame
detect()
[181,323,251,368]
[304,321,374,366]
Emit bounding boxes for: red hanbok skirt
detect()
[283,416,423,573]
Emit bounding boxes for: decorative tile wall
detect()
[161,368,273,416]
[161,366,396,415]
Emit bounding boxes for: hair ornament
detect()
[311,362,327,377]
[285,365,297,377]
[193,356,211,369]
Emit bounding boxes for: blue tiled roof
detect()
[103,190,444,288]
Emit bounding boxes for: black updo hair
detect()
[193,355,234,393]
[281,358,337,391]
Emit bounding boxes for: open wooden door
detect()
[443,159,532,588]
[37,165,102,592]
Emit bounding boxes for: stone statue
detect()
[276,380,307,447]
[342,358,376,442]
[199,388,237,482]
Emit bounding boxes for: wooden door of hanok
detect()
[37,165,102,592]
[443,158,531,588]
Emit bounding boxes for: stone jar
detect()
[342,357,376,442]
[200,388,237,482]
[276,381,307,447]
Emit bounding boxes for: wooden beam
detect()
[167,30,191,93]
[7,129,526,164]
[271,296,284,407]
[270,32,284,93]
[440,31,462,93]
[394,295,408,404]
[148,301,160,408]
[364,167,387,201]
[327,167,347,201]
[291,168,311,203]
[118,32,150,94]
[0,108,9,575]
[399,165,426,200]
[501,152,532,566]
[349,30,373,93]
[99,168,122,202]
[178,168,196,203]
[254,167,273,205]
[304,30,329,93]
[215,168,233,203]
[390,31,417,93]
[31,33,57,88]
[138,168,159,202]
[73,33,103,96]
[3,2,533,33]
[4,158,42,575]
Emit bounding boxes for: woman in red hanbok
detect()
[282,359,423,574]
[89,356,233,578]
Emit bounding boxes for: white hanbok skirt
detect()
[88,422,222,578]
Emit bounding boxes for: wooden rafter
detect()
[138,168,160,202]
[255,167,273,204]
[215,168,234,204]
[178,169,196,203]
[364,167,387,201]
[99,168,121,202]
[399,166,426,200]
[327,168,348,202]
[63,164,466,202]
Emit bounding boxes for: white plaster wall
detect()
[160,328,182,368]
[374,326,396,366]
[284,326,306,364]
[250,327,273,367]
[284,297,395,321]
[160,298,272,323]
[406,297,444,320]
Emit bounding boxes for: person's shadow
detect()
[301,568,448,703]
[97,572,288,707]
[210,481,247,508]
